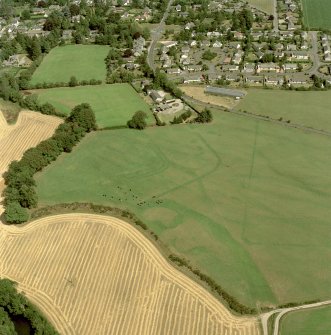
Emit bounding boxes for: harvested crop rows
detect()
[0,214,261,335]
[0,110,62,178]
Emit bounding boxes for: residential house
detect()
[167,68,181,75]
[283,63,297,72]
[256,63,280,73]
[212,41,222,48]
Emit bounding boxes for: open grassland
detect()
[31,45,109,84]
[280,305,331,335]
[0,214,261,335]
[36,112,331,308]
[35,84,153,128]
[236,89,331,131]
[301,0,331,30]
[247,0,274,14]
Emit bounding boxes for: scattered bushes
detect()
[127,110,148,130]
[169,254,257,315]
[195,108,213,123]
[170,110,192,124]
[3,104,97,224]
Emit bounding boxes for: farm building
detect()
[205,86,246,99]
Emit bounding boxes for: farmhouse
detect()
[205,86,246,99]
[149,90,166,103]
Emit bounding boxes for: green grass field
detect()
[35,84,153,128]
[247,0,273,14]
[31,45,109,84]
[36,111,331,308]
[236,89,331,132]
[280,305,331,335]
[301,0,331,30]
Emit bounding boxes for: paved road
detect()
[260,300,331,335]
[272,0,278,32]
[308,31,321,75]
[147,0,174,72]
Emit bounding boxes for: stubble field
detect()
[33,84,153,128]
[36,112,331,308]
[30,45,109,85]
[0,214,261,335]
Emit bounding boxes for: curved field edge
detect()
[0,213,261,335]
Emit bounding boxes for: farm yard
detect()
[34,84,153,128]
[0,214,261,335]
[36,111,331,308]
[280,305,331,335]
[235,89,331,132]
[30,45,109,85]
[300,0,331,30]
[247,0,274,14]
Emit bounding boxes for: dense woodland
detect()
[0,278,58,334]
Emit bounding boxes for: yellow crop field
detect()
[0,110,62,217]
[0,110,62,177]
[0,214,261,335]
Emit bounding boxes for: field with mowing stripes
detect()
[280,305,331,335]
[36,112,331,308]
[301,0,331,30]
[34,84,153,128]
[235,89,331,132]
[0,111,62,178]
[31,45,109,84]
[0,214,261,335]
[0,110,62,217]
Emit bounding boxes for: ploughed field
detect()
[36,112,331,308]
[0,214,261,335]
[301,0,331,30]
[34,84,153,128]
[30,45,109,85]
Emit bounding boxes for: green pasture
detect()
[247,0,274,14]
[35,84,153,128]
[31,45,109,84]
[301,0,331,30]
[236,89,331,132]
[36,111,331,308]
[280,305,331,335]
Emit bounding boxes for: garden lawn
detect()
[236,89,331,132]
[301,0,331,30]
[31,45,109,84]
[280,305,331,335]
[35,84,153,128]
[247,0,273,14]
[36,112,331,308]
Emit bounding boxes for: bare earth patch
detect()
[0,214,261,335]
[180,85,240,109]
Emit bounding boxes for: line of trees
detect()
[3,103,97,224]
[0,278,58,334]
